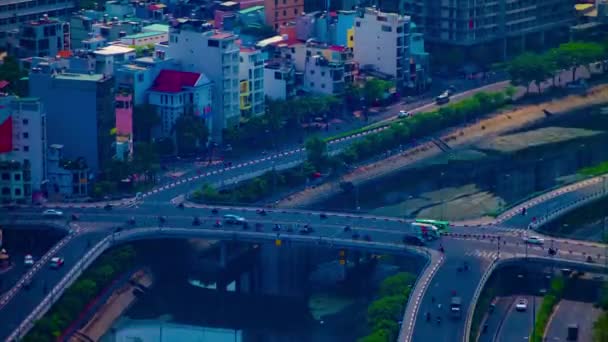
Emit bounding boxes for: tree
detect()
[304,136,328,169]
[133,104,160,142]
[363,79,393,105]
[358,329,391,342]
[367,295,405,326]
[175,113,208,155]
[593,312,608,342]
[132,142,160,179]
[553,42,605,82]
[0,56,26,95]
[379,272,415,297]
[506,53,550,94]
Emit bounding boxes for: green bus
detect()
[415,219,450,233]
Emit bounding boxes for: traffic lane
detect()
[478,296,514,342]
[496,296,541,342]
[505,181,602,228]
[413,240,485,342]
[0,231,107,340]
[545,300,601,342]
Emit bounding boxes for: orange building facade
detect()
[264,0,304,30]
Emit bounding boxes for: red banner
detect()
[0,116,12,153]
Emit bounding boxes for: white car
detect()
[515,298,528,311]
[398,110,411,118]
[42,209,64,218]
[223,214,246,225]
[24,254,34,267]
[523,236,544,245]
[50,257,64,269]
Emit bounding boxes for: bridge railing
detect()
[463,258,498,342]
[398,249,443,342]
[6,235,112,341]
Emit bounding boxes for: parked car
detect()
[42,209,63,218]
[24,254,34,267]
[50,257,64,269]
[515,298,528,311]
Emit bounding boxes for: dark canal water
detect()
[102,240,424,342]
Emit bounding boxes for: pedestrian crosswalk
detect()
[465,249,499,261]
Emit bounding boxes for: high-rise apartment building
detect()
[167,20,240,142]
[29,67,115,173]
[0,0,75,46]
[239,47,265,117]
[7,15,70,58]
[0,95,47,203]
[265,0,304,30]
[381,0,574,59]
[354,8,411,89]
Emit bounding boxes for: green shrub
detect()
[24,245,137,341]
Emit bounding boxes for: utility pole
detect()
[604,217,607,272]
[496,236,501,259]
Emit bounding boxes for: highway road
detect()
[496,296,541,342]
[1,70,607,341]
[544,299,601,342]
[478,296,513,342]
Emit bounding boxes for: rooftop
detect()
[53,73,106,82]
[123,31,166,40]
[143,23,170,33]
[25,16,61,26]
[150,70,204,93]
[239,5,264,14]
[211,32,234,40]
[94,45,135,55]
[479,127,602,153]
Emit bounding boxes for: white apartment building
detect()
[302,55,345,95]
[166,20,240,142]
[0,95,47,202]
[264,60,295,100]
[354,8,410,89]
[238,47,265,117]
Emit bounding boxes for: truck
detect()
[401,222,441,246]
[450,296,462,318]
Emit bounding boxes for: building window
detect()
[1,187,9,195]
[283,10,286,16]
[321,71,325,76]
[15,188,21,196]
[310,70,315,74]
[310,82,314,87]
[208,40,219,47]
[14,174,20,181]
[294,8,298,15]
[1,173,9,180]
[23,132,28,138]
[321,84,325,88]
[23,146,29,152]
[22,118,28,125]
[355,21,360,27]
[382,25,392,32]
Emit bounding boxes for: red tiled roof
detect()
[151,70,201,93]
[328,45,346,52]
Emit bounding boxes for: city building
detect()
[115,93,133,160]
[265,0,303,30]
[0,95,47,203]
[295,10,355,47]
[90,17,142,44]
[120,30,168,47]
[148,69,214,138]
[166,20,240,142]
[29,68,115,173]
[46,144,89,198]
[115,55,178,105]
[93,44,136,76]
[353,8,411,90]
[264,59,295,100]
[386,0,575,60]
[302,54,344,95]
[0,0,75,46]
[292,41,356,83]
[239,47,265,117]
[7,15,71,58]
[238,6,265,28]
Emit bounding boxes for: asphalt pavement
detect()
[478,296,514,342]
[496,295,541,342]
[544,299,601,342]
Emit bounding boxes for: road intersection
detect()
[1,78,607,341]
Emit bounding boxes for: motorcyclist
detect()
[426,312,431,321]
[436,316,441,325]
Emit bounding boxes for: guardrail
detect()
[463,258,499,342]
[6,227,426,340]
[531,186,607,230]
[6,235,112,341]
[398,249,444,342]
[462,255,608,342]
